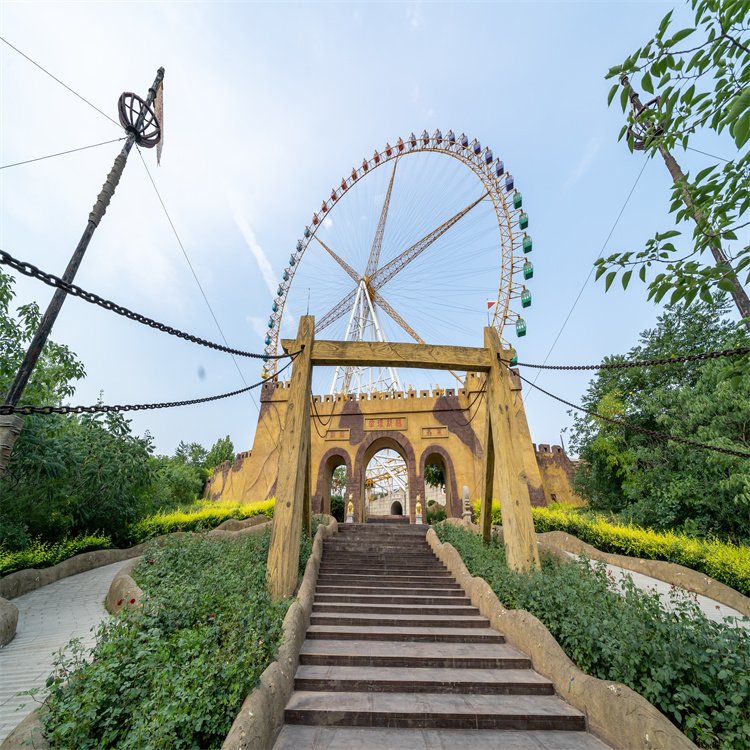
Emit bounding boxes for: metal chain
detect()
[0,355,297,417]
[503,346,749,371]
[0,249,292,361]
[511,366,750,460]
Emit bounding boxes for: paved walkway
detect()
[569,554,750,629]
[0,560,129,743]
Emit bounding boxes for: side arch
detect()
[314,447,352,516]
[419,444,460,518]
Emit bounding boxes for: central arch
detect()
[354,432,418,523]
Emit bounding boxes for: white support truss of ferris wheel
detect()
[329,279,402,395]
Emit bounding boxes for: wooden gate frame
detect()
[266,315,540,600]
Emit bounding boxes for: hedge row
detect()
[0,533,112,577]
[125,498,275,544]
[1,499,275,577]
[473,501,750,596]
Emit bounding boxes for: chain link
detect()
[0,356,297,417]
[510,365,750,460]
[503,347,749,371]
[0,249,292,361]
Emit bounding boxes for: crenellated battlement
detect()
[533,443,566,457]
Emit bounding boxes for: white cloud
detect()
[562,139,600,193]
[228,193,278,297]
[323,216,333,230]
[247,315,268,338]
[407,1,424,29]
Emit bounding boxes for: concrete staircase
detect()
[274,524,610,749]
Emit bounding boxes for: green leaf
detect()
[668,27,695,46]
[732,110,750,149]
[642,71,654,94]
[605,271,617,291]
[639,266,647,282]
[622,270,633,289]
[717,278,736,293]
[620,86,630,113]
[607,83,619,106]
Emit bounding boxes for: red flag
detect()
[487,300,496,310]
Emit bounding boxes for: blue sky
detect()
[1,1,737,457]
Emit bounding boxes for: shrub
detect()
[43,527,311,749]
[472,501,750,596]
[126,498,275,544]
[0,533,111,576]
[426,504,446,524]
[435,523,750,748]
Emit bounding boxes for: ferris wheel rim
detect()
[262,130,533,379]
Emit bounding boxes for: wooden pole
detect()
[267,316,314,600]
[483,326,540,571]
[0,68,165,478]
[480,402,494,541]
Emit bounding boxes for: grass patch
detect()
[0,533,112,576]
[474,501,750,596]
[42,526,311,749]
[435,523,750,749]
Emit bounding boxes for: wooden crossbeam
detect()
[280,339,491,372]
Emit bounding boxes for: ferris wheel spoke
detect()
[314,286,358,334]
[371,290,425,344]
[313,236,360,285]
[365,158,398,279]
[371,190,489,291]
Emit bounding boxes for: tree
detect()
[570,299,750,539]
[205,435,235,472]
[598,1,750,326]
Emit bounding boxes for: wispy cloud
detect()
[407,1,424,29]
[247,315,268,338]
[228,194,277,297]
[562,139,600,193]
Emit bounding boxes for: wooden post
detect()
[302,441,312,536]
[267,316,314,600]
[483,327,540,571]
[480,405,494,540]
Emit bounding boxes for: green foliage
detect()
[42,529,306,749]
[570,300,750,540]
[126,498,275,544]
[424,462,445,487]
[0,269,85,407]
[0,533,111,576]
[330,494,345,522]
[435,523,750,748]
[426,502,446,524]
[600,2,750,317]
[1,411,156,547]
[205,435,235,472]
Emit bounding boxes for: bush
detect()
[126,499,275,544]
[0,533,111,576]
[426,504,446,524]
[473,501,750,596]
[42,528,310,749]
[435,523,750,748]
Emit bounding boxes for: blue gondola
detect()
[265,334,271,345]
[460,133,469,147]
[505,174,514,191]
[296,241,303,252]
[447,129,455,143]
[494,159,504,176]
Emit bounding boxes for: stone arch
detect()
[314,447,352,516]
[419,444,460,518]
[390,500,403,516]
[354,432,418,523]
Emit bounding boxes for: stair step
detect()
[284,691,586,730]
[294,665,552,694]
[317,566,447,575]
[315,584,462,595]
[274,726,610,749]
[312,603,480,616]
[315,593,470,605]
[299,640,530,669]
[317,574,454,584]
[310,613,490,628]
[306,625,504,643]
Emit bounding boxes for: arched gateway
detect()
[204,317,580,599]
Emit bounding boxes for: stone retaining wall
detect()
[427,526,697,750]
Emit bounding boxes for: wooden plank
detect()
[281,338,491,372]
[267,316,315,600]
[302,441,311,537]
[484,327,540,572]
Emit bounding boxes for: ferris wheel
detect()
[261,129,534,393]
